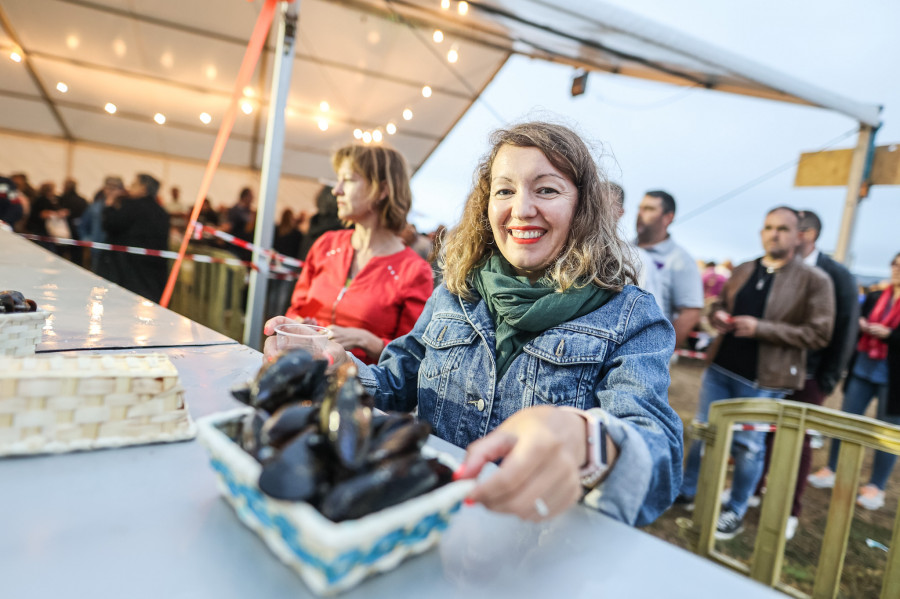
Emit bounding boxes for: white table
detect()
[0,233,783,598]
[1,229,236,350]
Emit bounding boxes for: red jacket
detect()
[286,230,433,363]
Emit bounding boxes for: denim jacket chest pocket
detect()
[418,316,480,436]
[420,316,477,379]
[521,328,610,410]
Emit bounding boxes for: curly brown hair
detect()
[331,144,411,233]
[441,122,638,297]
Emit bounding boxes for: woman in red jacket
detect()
[267,144,433,364]
[809,252,900,510]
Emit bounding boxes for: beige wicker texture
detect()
[0,353,195,456]
[0,310,47,356]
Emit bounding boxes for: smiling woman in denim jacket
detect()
[265,122,683,526]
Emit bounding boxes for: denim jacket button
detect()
[476,398,485,411]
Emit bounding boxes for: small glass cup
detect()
[273,323,332,358]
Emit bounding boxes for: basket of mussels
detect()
[0,290,48,356]
[196,349,475,596]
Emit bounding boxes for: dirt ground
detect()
[642,358,897,598]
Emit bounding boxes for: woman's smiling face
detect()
[487,145,578,281]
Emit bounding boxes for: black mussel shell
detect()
[0,291,19,313]
[370,412,392,433]
[367,417,431,465]
[320,363,372,470]
[262,404,320,449]
[239,410,269,460]
[230,382,252,405]
[0,290,35,313]
[246,349,329,413]
[319,454,440,522]
[427,458,455,486]
[258,431,330,502]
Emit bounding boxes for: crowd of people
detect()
[2,121,898,533]
[0,170,446,307]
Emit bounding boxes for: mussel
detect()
[366,415,431,465]
[319,363,372,470]
[258,430,330,502]
[231,348,328,413]
[0,290,37,313]
[318,454,441,522]
[261,403,320,449]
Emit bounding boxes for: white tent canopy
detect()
[0,0,880,187]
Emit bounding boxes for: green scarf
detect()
[471,253,614,379]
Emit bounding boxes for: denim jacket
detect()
[354,284,683,526]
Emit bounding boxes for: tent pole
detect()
[833,123,876,265]
[243,1,298,348]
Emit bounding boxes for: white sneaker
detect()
[807,467,835,489]
[809,431,825,450]
[857,485,885,511]
[720,487,761,508]
[785,516,799,540]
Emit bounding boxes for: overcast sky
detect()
[409,0,900,279]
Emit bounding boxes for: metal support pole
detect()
[243,1,299,348]
[833,123,876,265]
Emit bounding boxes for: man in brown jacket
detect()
[675,206,834,540]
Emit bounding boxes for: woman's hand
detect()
[456,406,587,521]
[327,325,385,362]
[262,316,295,362]
[262,315,352,368]
[867,323,892,339]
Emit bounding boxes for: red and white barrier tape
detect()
[193,223,304,269]
[19,233,300,281]
[675,348,708,360]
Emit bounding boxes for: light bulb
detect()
[199,112,212,124]
[433,30,444,43]
[373,129,383,142]
[319,101,330,112]
[402,108,413,121]
[241,101,253,115]
[154,113,166,125]
[104,103,117,114]
[441,0,450,8]
[317,118,329,131]
[56,82,68,93]
[386,122,397,135]
[362,131,373,144]
[353,129,363,139]
[10,51,22,63]
[422,85,432,98]
[447,48,459,63]
[458,1,469,15]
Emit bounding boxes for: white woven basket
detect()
[197,409,475,596]
[0,353,195,456]
[0,309,48,356]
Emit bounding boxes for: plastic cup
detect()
[273,323,332,358]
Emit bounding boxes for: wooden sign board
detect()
[794,144,900,187]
